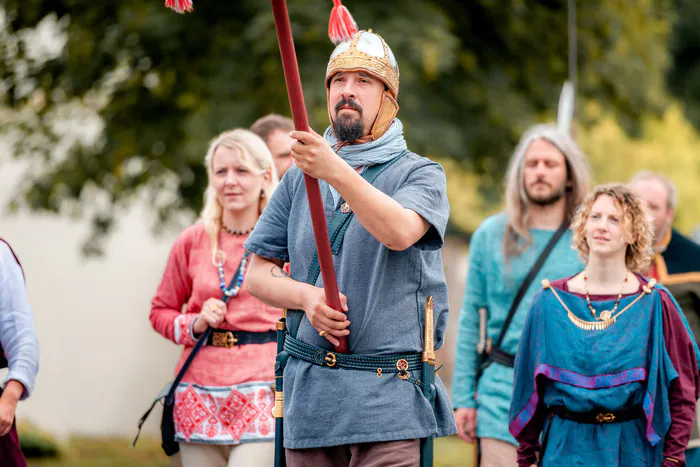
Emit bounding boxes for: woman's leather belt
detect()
[206,330,277,348]
[549,405,644,424]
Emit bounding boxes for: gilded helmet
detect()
[325,30,400,141]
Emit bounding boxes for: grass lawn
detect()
[26,436,170,467]
[25,435,474,467]
[435,436,476,467]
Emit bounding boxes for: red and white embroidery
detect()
[174,385,212,441]
[173,314,195,346]
[173,381,275,444]
[257,388,272,436]
[219,389,261,441]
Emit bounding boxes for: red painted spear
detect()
[165,0,357,354]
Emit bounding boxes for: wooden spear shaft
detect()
[270,0,348,354]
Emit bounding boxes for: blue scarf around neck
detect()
[322,118,408,206]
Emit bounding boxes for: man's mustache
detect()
[531,179,551,188]
[335,97,362,115]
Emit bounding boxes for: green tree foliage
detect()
[580,103,700,236]
[667,0,700,130]
[0,1,672,251]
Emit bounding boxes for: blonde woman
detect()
[510,184,700,467]
[150,129,279,466]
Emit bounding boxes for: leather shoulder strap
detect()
[164,251,250,404]
[493,221,569,349]
[305,153,406,286]
[287,153,406,338]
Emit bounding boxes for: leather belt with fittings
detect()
[206,330,277,349]
[548,405,643,424]
[282,334,422,377]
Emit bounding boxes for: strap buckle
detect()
[324,352,337,367]
[212,331,238,348]
[596,412,616,423]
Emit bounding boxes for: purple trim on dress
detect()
[510,364,648,437]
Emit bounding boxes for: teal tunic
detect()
[451,214,583,444]
[510,280,700,466]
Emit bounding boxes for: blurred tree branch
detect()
[0,1,673,252]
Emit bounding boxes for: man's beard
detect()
[333,97,364,142]
[526,182,566,206]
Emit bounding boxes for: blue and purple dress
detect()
[509,275,700,467]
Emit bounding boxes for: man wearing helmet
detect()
[245,30,457,466]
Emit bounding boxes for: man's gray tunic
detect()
[245,152,457,448]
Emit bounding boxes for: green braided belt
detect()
[283,334,422,373]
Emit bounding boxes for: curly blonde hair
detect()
[571,183,654,273]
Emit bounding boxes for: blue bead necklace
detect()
[217,251,251,298]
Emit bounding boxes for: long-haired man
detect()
[452,124,591,465]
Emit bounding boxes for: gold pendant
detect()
[568,311,616,331]
[599,310,612,321]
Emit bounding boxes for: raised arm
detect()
[328,164,429,251]
[289,130,448,251]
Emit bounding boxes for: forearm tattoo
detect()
[270,265,290,278]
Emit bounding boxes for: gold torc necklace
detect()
[542,277,657,331]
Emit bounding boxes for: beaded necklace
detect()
[583,269,629,321]
[217,251,251,298]
[222,224,254,236]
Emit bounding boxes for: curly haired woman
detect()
[509,183,700,466]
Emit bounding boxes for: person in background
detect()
[0,239,39,467]
[630,171,700,466]
[251,114,296,179]
[510,183,699,466]
[150,129,280,467]
[452,124,591,466]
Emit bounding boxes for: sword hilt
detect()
[422,296,436,365]
[476,307,491,355]
[273,310,287,420]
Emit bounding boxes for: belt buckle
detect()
[596,412,615,423]
[213,331,237,348]
[324,352,337,367]
[396,359,410,380]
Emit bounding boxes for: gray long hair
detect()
[504,124,591,257]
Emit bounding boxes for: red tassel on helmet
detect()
[165,0,193,14]
[328,0,358,45]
